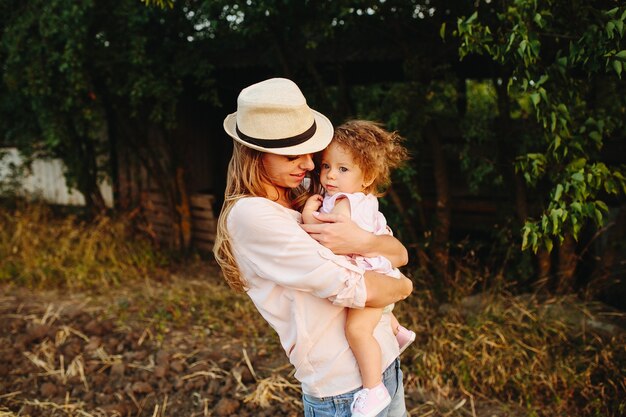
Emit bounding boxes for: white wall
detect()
[0,147,113,207]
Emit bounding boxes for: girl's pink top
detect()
[227,197,400,397]
[321,192,399,277]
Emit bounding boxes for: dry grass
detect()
[0,202,164,290]
[1,202,625,416]
[399,290,626,417]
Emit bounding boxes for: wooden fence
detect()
[142,190,216,252]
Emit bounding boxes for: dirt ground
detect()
[0,283,306,417]
[0,265,521,417]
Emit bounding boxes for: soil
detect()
[0,283,302,417]
[0,269,521,417]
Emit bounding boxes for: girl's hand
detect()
[301,194,324,225]
[303,194,323,212]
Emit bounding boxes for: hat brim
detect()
[223,110,333,155]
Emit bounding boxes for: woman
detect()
[213,77,412,417]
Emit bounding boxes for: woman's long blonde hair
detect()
[213,142,310,292]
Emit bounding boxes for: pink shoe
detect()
[396,325,416,354]
[350,383,391,417]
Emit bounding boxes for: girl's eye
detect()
[321,163,330,169]
[339,167,348,173]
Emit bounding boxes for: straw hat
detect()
[223,78,333,155]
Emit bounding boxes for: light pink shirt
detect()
[321,192,400,278]
[227,197,400,397]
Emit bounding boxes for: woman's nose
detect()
[300,154,314,170]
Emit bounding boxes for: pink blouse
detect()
[227,197,400,397]
[321,192,399,277]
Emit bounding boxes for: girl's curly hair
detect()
[328,120,409,197]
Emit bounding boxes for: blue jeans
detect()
[302,358,407,417]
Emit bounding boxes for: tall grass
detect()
[0,202,164,289]
[398,287,626,417]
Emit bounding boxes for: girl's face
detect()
[319,142,368,196]
[261,153,314,193]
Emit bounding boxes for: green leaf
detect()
[616,50,626,60]
[589,131,602,144]
[551,210,560,234]
[606,21,615,38]
[554,183,563,201]
[440,22,447,40]
[521,226,530,250]
[616,20,624,36]
[569,158,587,170]
[544,237,553,253]
[530,93,540,107]
[594,208,603,225]
[613,60,623,78]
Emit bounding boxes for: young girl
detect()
[302,120,416,417]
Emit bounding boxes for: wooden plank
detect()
[146,199,169,208]
[145,212,173,224]
[192,239,214,253]
[190,194,214,207]
[191,218,216,231]
[145,190,168,203]
[143,200,170,211]
[191,210,214,220]
[152,223,174,235]
[192,230,216,242]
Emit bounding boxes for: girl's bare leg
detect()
[345,307,384,388]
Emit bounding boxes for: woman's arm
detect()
[300,211,409,268]
[363,270,413,308]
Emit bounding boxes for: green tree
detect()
[1,0,216,249]
[451,0,626,291]
[2,0,108,211]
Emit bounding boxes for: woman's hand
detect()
[300,211,370,255]
[300,211,409,267]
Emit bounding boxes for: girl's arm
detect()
[300,211,409,268]
[301,194,324,224]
